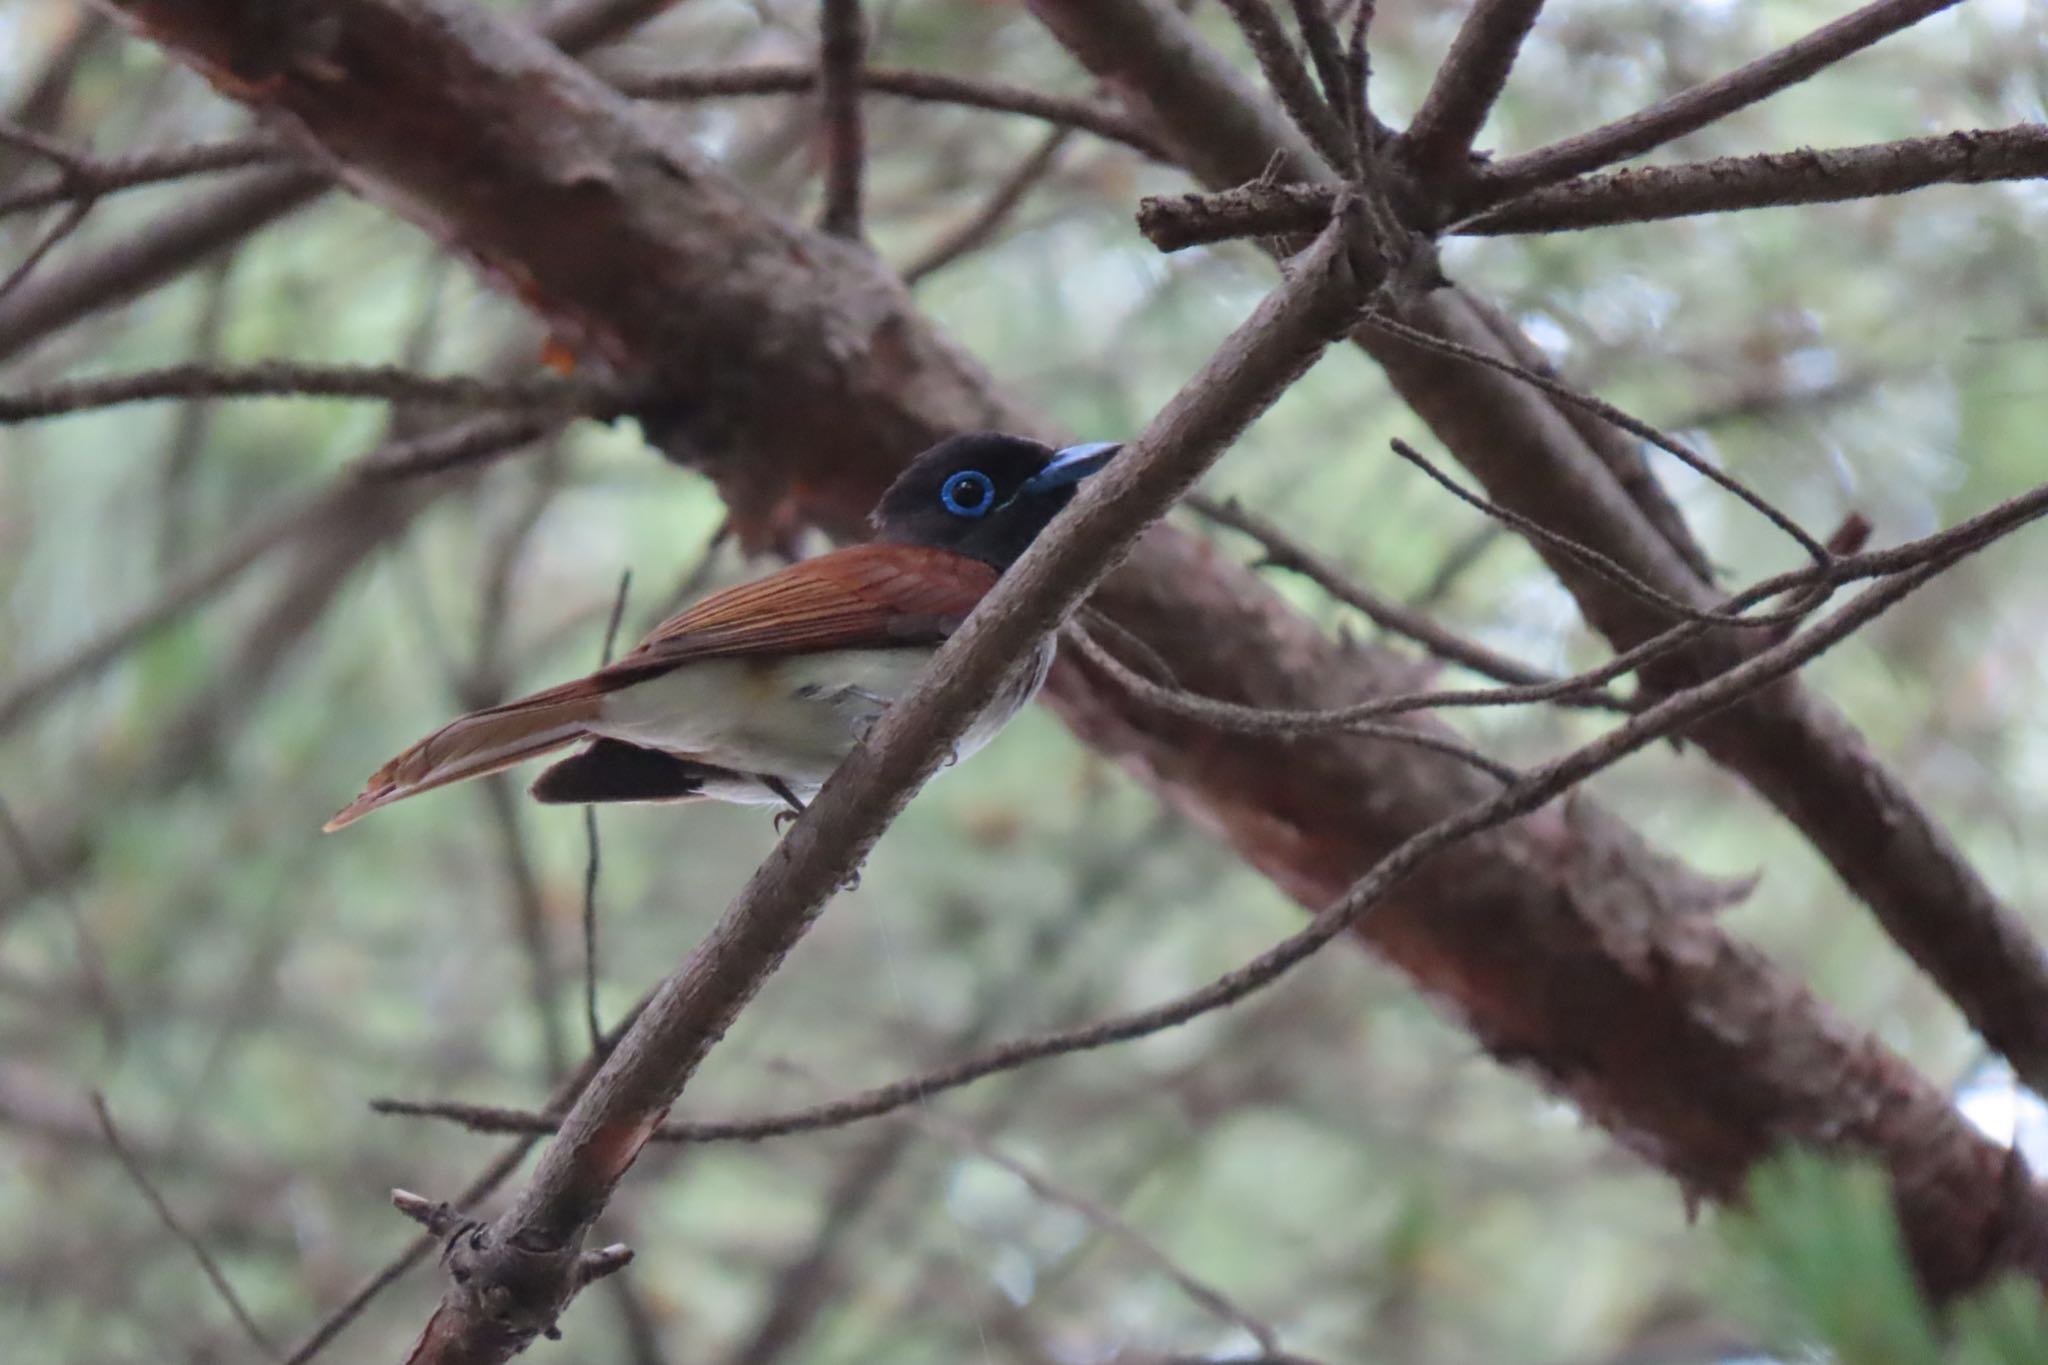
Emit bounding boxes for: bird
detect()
[323,432,1118,832]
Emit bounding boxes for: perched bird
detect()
[324,432,1118,831]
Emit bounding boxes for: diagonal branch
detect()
[399,220,1369,1364]
[1399,0,1546,182]
[1471,0,1966,202]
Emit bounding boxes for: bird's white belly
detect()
[590,643,1051,804]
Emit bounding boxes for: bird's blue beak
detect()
[1021,441,1120,495]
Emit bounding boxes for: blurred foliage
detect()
[1723,1149,2048,1365]
[0,0,2045,1363]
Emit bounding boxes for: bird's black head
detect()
[871,432,1119,568]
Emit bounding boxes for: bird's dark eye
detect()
[940,469,996,517]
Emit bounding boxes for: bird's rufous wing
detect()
[324,544,993,831]
[597,542,997,682]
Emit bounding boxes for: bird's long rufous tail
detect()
[323,681,603,831]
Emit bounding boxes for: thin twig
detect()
[1472,0,1966,200]
[91,1093,277,1358]
[907,1108,1286,1354]
[1389,439,1820,630]
[0,361,617,424]
[615,64,1171,161]
[0,135,286,218]
[902,126,1072,286]
[1215,0,1356,172]
[583,569,633,1055]
[1355,309,1829,565]
[1185,493,1634,709]
[1458,124,2048,234]
[1064,625,1518,778]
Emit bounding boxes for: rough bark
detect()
[89,0,2048,1307]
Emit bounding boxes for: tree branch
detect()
[1040,0,2048,1143]
[816,0,867,240]
[396,220,1367,1363]
[1137,124,2048,248]
[1461,124,2048,233]
[615,64,1171,161]
[1399,0,1546,182]
[1471,0,1966,201]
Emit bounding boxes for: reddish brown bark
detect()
[89,0,2048,1321]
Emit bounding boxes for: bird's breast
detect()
[591,639,1053,798]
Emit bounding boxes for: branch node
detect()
[392,1188,464,1237]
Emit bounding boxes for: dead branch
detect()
[1462,125,2048,233]
[1473,0,1965,200]
[1184,494,1634,709]
[1139,124,2048,248]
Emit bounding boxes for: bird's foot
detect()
[764,776,806,830]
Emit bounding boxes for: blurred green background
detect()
[2,1,2046,1361]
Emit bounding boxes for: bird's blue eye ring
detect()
[940,469,996,517]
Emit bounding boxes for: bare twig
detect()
[1185,493,1634,709]
[908,1108,1286,1355]
[1473,0,1966,200]
[1459,125,2048,233]
[0,795,120,1047]
[0,135,286,218]
[616,64,1171,161]
[354,412,560,481]
[1387,439,1821,631]
[583,569,633,1055]
[90,1093,277,1358]
[1215,0,1356,171]
[0,361,617,424]
[902,126,1072,285]
[1141,124,2048,247]
[816,0,867,240]
[1065,625,1518,779]
[1354,310,1829,565]
[1399,0,1546,181]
